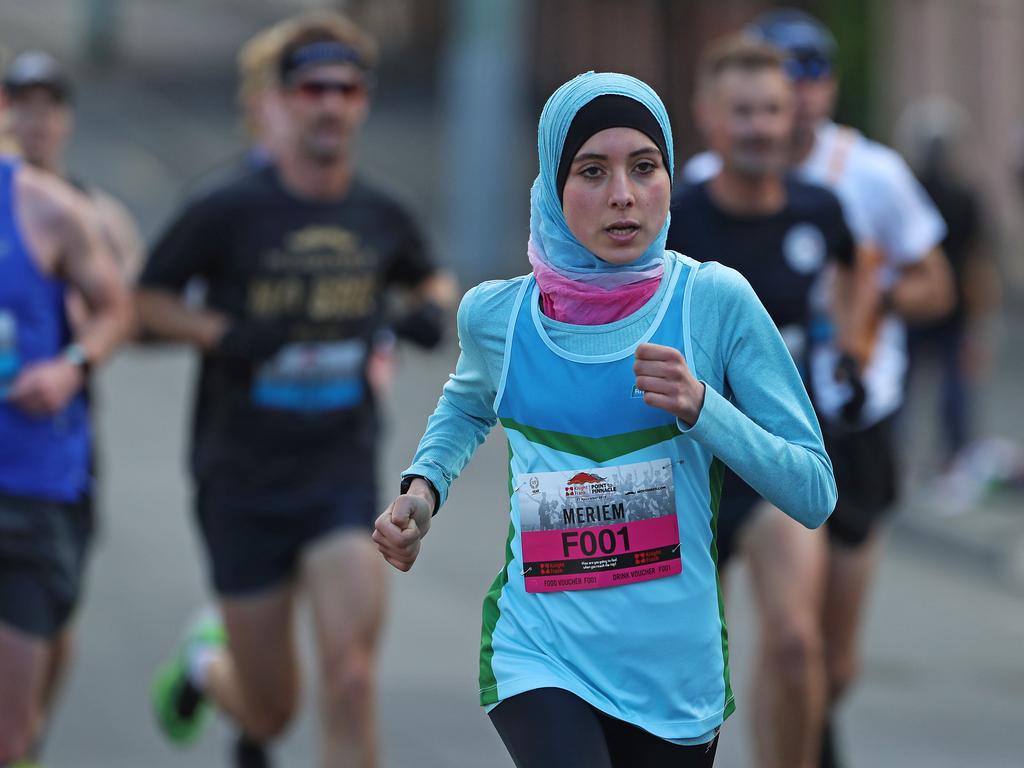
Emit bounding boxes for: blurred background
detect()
[2,0,1022,766]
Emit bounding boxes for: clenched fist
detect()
[633,342,705,427]
[9,358,84,417]
[372,479,435,571]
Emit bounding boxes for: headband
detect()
[280,41,367,82]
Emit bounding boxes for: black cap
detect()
[747,8,838,62]
[4,50,73,102]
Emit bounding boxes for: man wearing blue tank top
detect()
[2,52,144,768]
[373,71,836,767]
[0,155,131,763]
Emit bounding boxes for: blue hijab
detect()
[529,71,675,286]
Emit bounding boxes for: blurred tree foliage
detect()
[823,0,875,135]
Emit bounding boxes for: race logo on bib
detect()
[517,458,681,593]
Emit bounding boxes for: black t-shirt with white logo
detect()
[141,164,435,492]
[667,177,853,370]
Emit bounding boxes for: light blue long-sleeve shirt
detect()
[404,256,836,529]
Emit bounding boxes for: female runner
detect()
[373,71,836,768]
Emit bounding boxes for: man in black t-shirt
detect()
[137,12,455,767]
[667,37,855,768]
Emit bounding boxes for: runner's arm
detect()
[392,270,459,349]
[401,282,508,511]
[50,183,133,365]
[384,207,457,348]
[10,179,133,415]
[91,188,144,282]
[135,191,230,350]
[134,287,227,351]
[680,265,836,528]
[413,270,458,309]
[889,246,955,323]
[870,149,954,323]
[833,243,884,367]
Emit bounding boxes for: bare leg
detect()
[822,530,884,705]
[39,626,73,715]
[0,622,48,762]
[26,625,75,757]
[204,583,302,743]
[302,530,387,768]
[743,505,829,768]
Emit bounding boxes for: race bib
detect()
[517,458,681,593]
[0,311,20,399]
[252,339,366,412]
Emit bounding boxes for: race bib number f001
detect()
[517,459,681,593]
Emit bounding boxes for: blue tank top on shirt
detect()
[481,255,733,741]
[0,157,90,502]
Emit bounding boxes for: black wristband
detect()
[393,301,445,349]
[400,474,440,516]
[835,353,866,425]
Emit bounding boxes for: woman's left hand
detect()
[633,342,706,427]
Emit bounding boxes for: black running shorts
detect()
[0,492,93,638]
[713,468,764,568]
[195,479,379,597]
[824,415,899,547]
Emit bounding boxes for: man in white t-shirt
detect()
[684,10,954,768]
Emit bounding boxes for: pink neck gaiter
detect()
[528,237,664,325]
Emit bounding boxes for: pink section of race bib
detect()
[521,514,681,593]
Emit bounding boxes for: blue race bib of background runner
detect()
[251,339,366,412]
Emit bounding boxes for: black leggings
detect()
[489,688,719,768]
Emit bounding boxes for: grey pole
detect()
[82,0,119,66]
[441,0,531,285]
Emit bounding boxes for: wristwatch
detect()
[62,342,91,376]
[400,474,440,516]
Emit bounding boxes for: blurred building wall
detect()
[529,1,872,173]
[878,0,1024,289]
[6,0,1021,288]
[530,0,1024,291]
[530,0,818,171]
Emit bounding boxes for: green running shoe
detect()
[151,609,226,745]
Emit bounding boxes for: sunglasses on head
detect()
[784,56,832,82]
[291,79,366,99]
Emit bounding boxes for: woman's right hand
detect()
[372,480,435,571]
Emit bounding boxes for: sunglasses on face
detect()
[784,56,832,82]
[291,79,366,99]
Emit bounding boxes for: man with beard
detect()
[137,12,455,768]
[683,11,954,768]
[668,36,855,768]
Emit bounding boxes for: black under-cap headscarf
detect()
[555,94,670,199]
